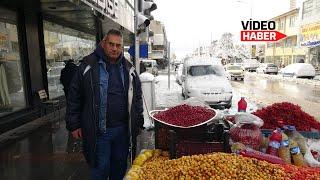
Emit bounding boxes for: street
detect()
[155,71,320,121]
[232,73,320,120]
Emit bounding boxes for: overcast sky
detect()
[153,0,290,58]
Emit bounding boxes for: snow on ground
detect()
[246,72,320,87]
[154,75,183,108]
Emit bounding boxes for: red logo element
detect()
[240,31,287,42]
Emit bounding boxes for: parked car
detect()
[243,58,260,72]
[281,63,315,79]
[256,63,278,74]
[141,59,158,76]
[225,64,244,81]
[175,64,183,85]
[181,58,233,108]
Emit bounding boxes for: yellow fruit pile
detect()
[126,151,320,180]
[133,153,289,180]
[125,149,169,180]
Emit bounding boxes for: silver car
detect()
[256,63,278,74]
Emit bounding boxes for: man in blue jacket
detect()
[65,29,144,180]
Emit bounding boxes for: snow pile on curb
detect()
[246,72,320,87]
[155,75,183,108]
[140,72,155,82]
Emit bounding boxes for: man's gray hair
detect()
[106,29,122,38]
[100,29,123,44]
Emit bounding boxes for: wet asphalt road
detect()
[231,74,320,120]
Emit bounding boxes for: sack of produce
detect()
[230,113,263,150]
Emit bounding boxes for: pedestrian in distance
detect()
[60,59,78,99]
[65,29,144,180]
[140,61,147,74]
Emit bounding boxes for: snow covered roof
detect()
[185,56,221,66]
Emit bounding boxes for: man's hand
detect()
[71,128,82,139]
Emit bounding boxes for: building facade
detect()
[265,8,307,67]
[0,0,134,132]
[298,0,320,69]
[148,20,168,68]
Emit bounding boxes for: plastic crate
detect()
[154,121,219,150]
[168,129,231,159]
[261,129,320,139]
[175,141,225,158]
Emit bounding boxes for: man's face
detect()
[102,34,123,61]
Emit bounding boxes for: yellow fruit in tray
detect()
[126,171,139,180]
[153,149,162,157]
[133,154,148,166]
[143,150,153,158]
[130,165,141,172]
[162,151,170,157]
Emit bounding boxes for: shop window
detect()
[0,6,26,117]
[302,0,313,19]
[43,21,95,99]
[285,39,292,47]
[289,16,296,27]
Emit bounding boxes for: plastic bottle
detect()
[278,132,291,163]
[266,129,282,156]
[289,139,305,166]
[284,125,307,155]
[238,97,247,112]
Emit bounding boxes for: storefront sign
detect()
[82,0,117,19]
[300,22,320,47]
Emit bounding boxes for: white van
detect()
[141,59,158,76]
[181,58,233,108]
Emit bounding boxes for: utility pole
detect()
[134,0,140,74]
[167,42,170,89]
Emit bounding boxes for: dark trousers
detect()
[91,125,129,180]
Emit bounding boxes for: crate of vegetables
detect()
[150,104,218,150]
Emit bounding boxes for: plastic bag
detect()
[230,123,263,150]
[234,112,264,127]
[304,139,320,167]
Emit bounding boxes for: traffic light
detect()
[137,13,150,34]
[136,0,157,34]
[141,0,157,20]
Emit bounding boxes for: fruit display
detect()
[153,104,215,127]
[126,152,320,180]
[252,102,320,131]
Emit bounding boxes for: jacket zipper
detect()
[90,70,97,155]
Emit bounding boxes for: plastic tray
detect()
[149,108,217,129]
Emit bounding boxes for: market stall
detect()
[125,101,320,180]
